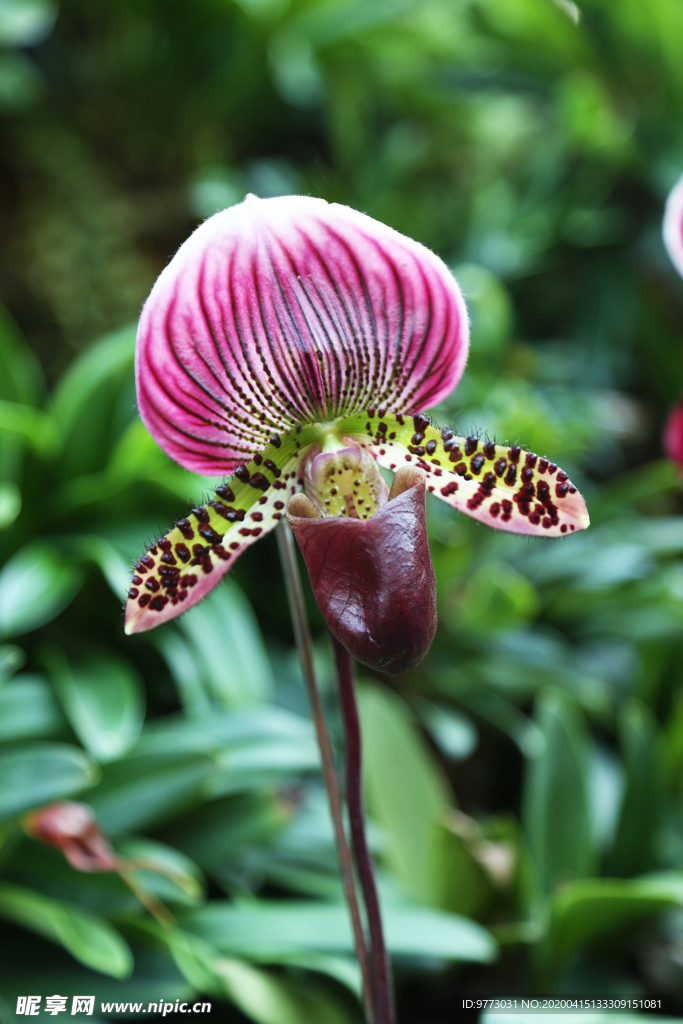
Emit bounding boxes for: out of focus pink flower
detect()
[664,402,683,471]
[663,176,683,469]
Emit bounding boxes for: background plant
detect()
[2,0,683,1021]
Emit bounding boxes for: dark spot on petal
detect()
[249,472,269,491]
[199,525,223,544]
[177,519,194,540]
[216,483,235,501]
[208,501,231,519]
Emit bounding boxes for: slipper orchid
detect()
[125,195,589,670]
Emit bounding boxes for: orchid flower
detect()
[663,174,683,469]
[125,195,589,671]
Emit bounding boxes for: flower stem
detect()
[276,522,375,1024]
[331,634,397,1024]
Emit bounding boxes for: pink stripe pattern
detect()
[136,195,469,475]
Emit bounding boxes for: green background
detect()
[2,0,683,1020]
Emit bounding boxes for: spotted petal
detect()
[664,173,683,278]
[340,412,589,537]
[136,195,469,475]
[125,427,316,633]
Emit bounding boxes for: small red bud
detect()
[24,802,117,873]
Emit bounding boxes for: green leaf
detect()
[0,480,21,529]
[543,874,683,969]
[183,899,497,964]
[0,51,43,111]
[457,562,539,634]
[415,700,478,761]
[522,689,594,901]
[174,581,274,707]
[115,837,205,906]
[0,543,83,640]
[0,946,187,1003]
[0,643,24,686]
[0,882,132,978]
[214,958,358,1024]
[0,399,60,456]
[136,705,315,756]
[87,752,217,835]
[606,699,662,877]
[359,684,452,906]
[161,792,289,877]
[164,930,359,1023]
[47,649,145,762]
[70,535,132,602]
[50,324,136,477]
[0,302,41,404]
[0,742,98,820]
[0,673,64,740]
[136,707,320,794]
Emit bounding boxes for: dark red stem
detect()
[276,524,375,1024]
[331,634,397,1024]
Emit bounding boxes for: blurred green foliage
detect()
[2,0,683,1020]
